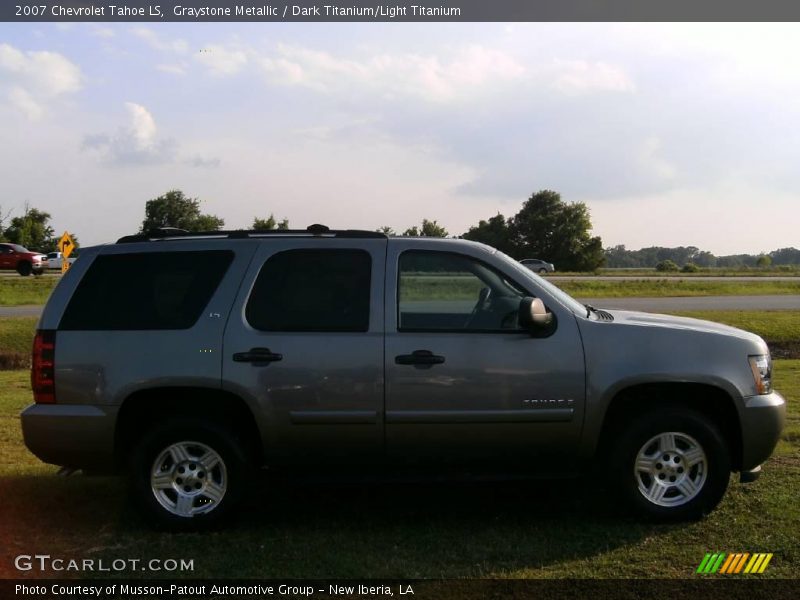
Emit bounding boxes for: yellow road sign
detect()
[58,232,75,258]
[58,231,75,274]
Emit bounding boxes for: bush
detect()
[655,260,680,272]
[681,262,700,273]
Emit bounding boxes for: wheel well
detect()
[114,387,263,469]
[597,383,743,470]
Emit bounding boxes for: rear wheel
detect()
[17,262,32,276]
[130,418,251,530]
[610,408,730,520]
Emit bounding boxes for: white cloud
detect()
[0,43,82,119]
[195,45,248,76]
[132,27,188,54]
[550,59,636,95]
[255,43,527,103]
[91,26,115,39]
[82,102,177,165]
[156,63,186,75]
[8,86,44,120]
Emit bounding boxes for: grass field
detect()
[0,362,797,580]
[555,279,800,298]
[566,268,800,277]
[0,276,58,306]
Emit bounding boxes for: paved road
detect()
[577,295,800,312]
[0,305,45,317]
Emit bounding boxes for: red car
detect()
[0,243,46,276]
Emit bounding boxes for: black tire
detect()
[538,268,548,274]
[17,261,32,276]
[609,408,730,521]
[130,418,251,530]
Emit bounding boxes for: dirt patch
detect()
[0,353,28,370]
[768,341,800,359]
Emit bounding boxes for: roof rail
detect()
[116,225,387,244]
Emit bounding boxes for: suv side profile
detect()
[21,226,785,528]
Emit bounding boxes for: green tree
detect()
[508,190,605,271]
[140,190,224,233]
[462,213,516,255]
[376,226,396,236]
[252,215,289,231]
[3,206,55,252]
[403,219,448,238]
[756,255,772,268]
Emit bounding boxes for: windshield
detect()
[495,250,588,316]
[11,244,29,253]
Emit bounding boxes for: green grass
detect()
[557,279,800,298]
[0,276,58,305]
[0,317,37,369]
[667,311,800,344]
[563,268,800,277]
[0,363,798,579]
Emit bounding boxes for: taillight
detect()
[31,330,56,404]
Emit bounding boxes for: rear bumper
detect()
[21,403,118,472]
[739,391,786,472]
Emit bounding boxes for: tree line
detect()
[3,189,797,271]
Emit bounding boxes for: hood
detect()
[606,309,764,344]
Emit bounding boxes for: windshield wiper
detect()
[584,303,596,318]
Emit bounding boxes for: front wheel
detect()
[17,262,32,276]
[610,409,730,520]
[538,268,548,274]
[130,419,251,530]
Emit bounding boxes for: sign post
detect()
[58,231,75,274]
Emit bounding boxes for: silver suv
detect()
[21,226,785,528]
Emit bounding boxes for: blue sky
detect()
[1,22,798,252]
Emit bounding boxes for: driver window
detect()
[398,251,526,332]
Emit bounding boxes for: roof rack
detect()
[116,224,387,244]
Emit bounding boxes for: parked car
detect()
[46,252,78,270]
[21,226,784,529]
[0,243,46,276]
[520,258,555,273]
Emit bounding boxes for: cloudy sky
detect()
[1,22,798,253]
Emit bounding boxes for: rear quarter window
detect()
[59,250,233,330]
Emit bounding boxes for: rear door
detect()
[222,238,387,465]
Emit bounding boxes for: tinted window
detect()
[246,249,371,332]
[398,251,526,332]
[60,251,233,330]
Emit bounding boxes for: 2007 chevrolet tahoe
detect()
[21,225,785,528]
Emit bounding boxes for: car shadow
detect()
[0,470,683,579]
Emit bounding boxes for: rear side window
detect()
[246,249,371,332]
[60,251,233,330]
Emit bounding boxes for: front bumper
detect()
[739,391,786,472]
[21,403,118,472]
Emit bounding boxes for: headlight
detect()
[748,354,772,395]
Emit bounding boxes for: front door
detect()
[384,245,586,471]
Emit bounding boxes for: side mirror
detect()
[518,297,553,330]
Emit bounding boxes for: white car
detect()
[46,252,78,269]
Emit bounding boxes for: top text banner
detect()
[5,0,800,22]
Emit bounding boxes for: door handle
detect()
[233,347,283,363]
[395,350,445,368]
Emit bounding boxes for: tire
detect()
[130,418,251,530]
[538,268,548,274]
[609,408,730,521]
[17,262,32,276]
